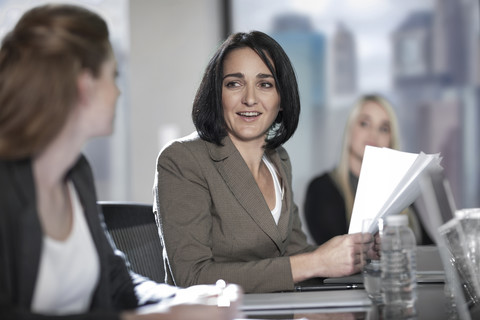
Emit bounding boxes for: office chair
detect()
[98,201,165,283]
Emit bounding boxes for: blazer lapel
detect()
[206,137,285,250]
[69,156,103,250]
[267,149,293,242]
[10,159,43,307]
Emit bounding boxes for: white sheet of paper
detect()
[348,146,419,234]
[374,152,442,231]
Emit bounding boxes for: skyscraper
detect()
[269,13,329,226]
[332,22,357,97]
[432,0,468,86]
[391,0,478,207]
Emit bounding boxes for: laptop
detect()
[419,169,479,320]
[415,168,456,244]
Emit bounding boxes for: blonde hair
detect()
[332,94,401,222]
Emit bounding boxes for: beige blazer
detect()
[154,132,316,293]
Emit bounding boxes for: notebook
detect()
[241,289,371,311]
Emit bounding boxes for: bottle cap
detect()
[386,214,408,226]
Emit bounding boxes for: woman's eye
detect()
[359,120,369,128]
[260,82,273,88]
[380,126,390,133]
[225,81,240,88]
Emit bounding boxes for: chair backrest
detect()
[98,201,165,283]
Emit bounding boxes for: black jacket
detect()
[304,172,348,245]
[0,155,137,320]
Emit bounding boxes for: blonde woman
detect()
[304,95,430,245]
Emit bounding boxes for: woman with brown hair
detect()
[0,4,240,319]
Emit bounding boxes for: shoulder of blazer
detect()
[161,132,238,163]
[157,131,204,159]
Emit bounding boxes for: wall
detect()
[129,0,223,203]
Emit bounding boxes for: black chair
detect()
[98,201,165,283]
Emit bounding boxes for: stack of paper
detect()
[348,146,443,234]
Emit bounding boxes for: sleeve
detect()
[155,142,295,293]
[284,201,317,256]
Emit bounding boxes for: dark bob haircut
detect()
[192,31,301,150]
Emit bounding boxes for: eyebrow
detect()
[222,72,274,80]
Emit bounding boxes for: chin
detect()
[96,127,114,138]
[105,127,114,136]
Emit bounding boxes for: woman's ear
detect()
[76,70,95,108]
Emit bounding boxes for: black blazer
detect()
[304,172,348,245]
[0,155,137,319]
[304,172,434,246]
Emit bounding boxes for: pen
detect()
[294,284,364,292]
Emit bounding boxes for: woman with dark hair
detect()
[0,4,240,319]
[154,31,370,294]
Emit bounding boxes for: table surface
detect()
[241,284,453,319]
[241,246,460,319]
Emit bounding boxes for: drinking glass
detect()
[455,208,480,280]
[362,218,383,304]
[439,216,480,305]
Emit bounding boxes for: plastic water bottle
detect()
[381,215,417,317]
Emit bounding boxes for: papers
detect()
[348,146,442,234]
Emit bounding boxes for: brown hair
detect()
[0,4,110,159]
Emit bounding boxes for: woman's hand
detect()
[371,232,381,259]
[291,233,368,281]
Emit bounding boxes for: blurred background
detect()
[1,0,478,240]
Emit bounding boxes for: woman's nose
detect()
[365,128,379,146]
[242,85,257,106]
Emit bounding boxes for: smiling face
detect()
[221,47,281,147]
[350,100,392,162]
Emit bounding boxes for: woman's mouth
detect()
[237,111,261,118]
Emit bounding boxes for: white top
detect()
[263,155,283,225]
[31,181,100,315]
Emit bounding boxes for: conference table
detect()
[241,283,449,319]
[240,246,458,319]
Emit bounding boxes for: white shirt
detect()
[31,181,100,315]
[263,155,284,225]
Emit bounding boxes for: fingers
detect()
[315,233,378,277]
[342,235,369,274]
[314,232,383,278]
[349,232,372,244]
[373,233,381,257]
